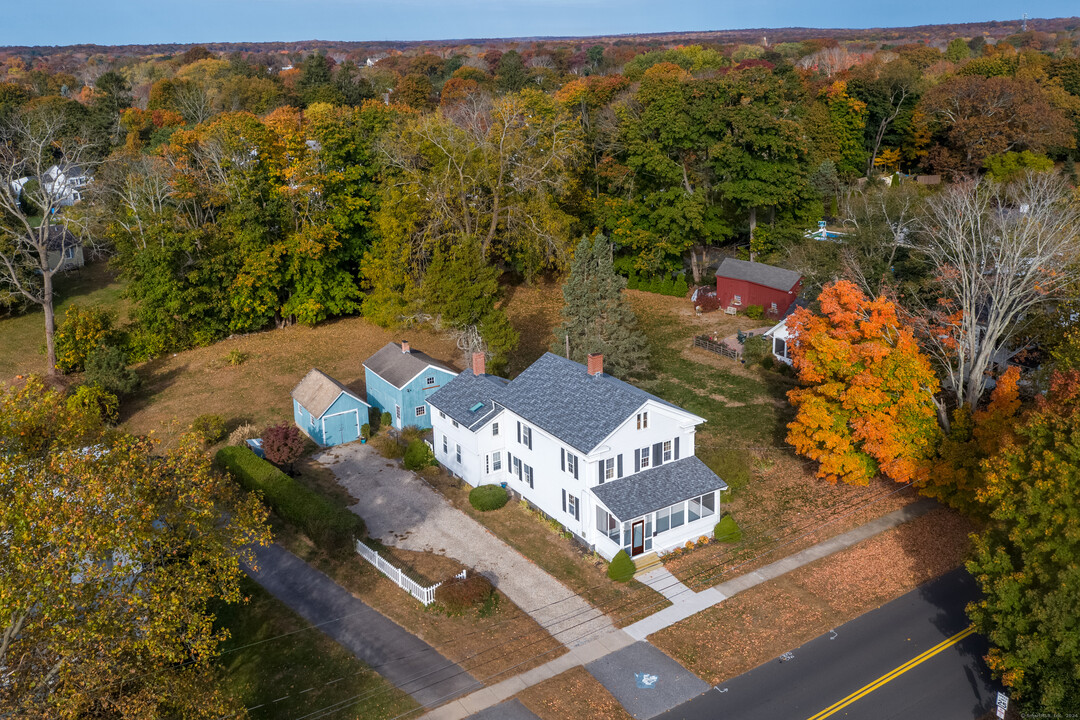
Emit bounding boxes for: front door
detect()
[631,520,645,557]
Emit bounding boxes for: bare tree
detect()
[913,172,1080,424]
[0,108,97,374]
[837,183,922,296]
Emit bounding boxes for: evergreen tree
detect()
[551,235,648,378]
[496,51,527,93]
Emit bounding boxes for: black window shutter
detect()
[517,421,521,443]
[527,431,532,450]
[634,449,640,472]
[598,462,603,484]
[507,451,512,470]
[562,489,566,512]
[573,458,579,481]
[561,448,565,471]
[674,437,680,460]
[574,500,580,521]
[653,442,662,466]
[617,454,623,478]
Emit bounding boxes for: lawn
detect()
[0,262,129,379]
[515,666,634,720]
[421,466,670,628]
[649,508,975,685]
[214,576,418,720]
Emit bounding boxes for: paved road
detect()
[246,543,481,707]
[655,567,999,720]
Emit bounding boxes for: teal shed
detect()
[362,341,458,430]
[291,368,370,446]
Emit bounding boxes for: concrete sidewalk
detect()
[424,498,939,720]
[623,497,938,639]
[246,543,481,707]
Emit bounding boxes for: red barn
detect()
[715,258,802,318]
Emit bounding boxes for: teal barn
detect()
[291,368,371,446]
[363,341,457,430]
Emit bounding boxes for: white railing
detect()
[356,540,466,605]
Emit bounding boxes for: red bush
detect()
[262,422,306,468]
[434,573,494,614]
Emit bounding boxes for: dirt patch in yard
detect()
[516,666,634,720]
[649,507,976,685]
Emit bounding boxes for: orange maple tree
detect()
[786,280,941,486]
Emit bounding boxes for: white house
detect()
[427,352,728,562]
[763,318,794,366]
[41,164,91,206]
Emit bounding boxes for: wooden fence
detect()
[693,335,741,361]
[356,541,467,605]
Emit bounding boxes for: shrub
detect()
[361,423,371,440]
[433,573,494,615]
[400,425,426,444]
[660,274,675,295]
[742,334,769,365]
[469,484,508,511]
[67,384,119,424]
[403,439,434,470]
[217,445,365,556]
[760,355,775,371]
[227,422,259,447]
[648,276,663,294]
[84,344,140,397]
[746,304,764,320]
[225,349,249,366]
[380,411,392,428]
[673,275,689,297]
[607,549,636,582]
[714,514,742,543]
[190,414,227,445]
[627,271,639,290]
[370,434,405,459]
[262,423,306,470]
[55,305,117,373]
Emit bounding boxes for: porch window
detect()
[492,451,502,471]
[688,492,716,522]
[670,503,685,529]
[596,507,619,542]
[774,337,786,358]
[656,506,670,534]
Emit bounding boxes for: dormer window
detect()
[637,411,649,430]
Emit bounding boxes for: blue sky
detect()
[2,0,1075,47]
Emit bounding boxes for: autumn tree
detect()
[786,280,940,486]
[919,366,1021,516]
[551,235,648,379]
[0,377,270,718]
[262,421,306,473]
[0,105,96,374]
[966,371,1080,712]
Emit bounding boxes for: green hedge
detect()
[626,273,689,297]
[217,445,365,556]
[714,514,742,543]
[607,549,636,582]
[469,484,509,511]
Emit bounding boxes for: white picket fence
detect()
[356,540,466,605]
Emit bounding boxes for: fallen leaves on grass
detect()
[651,508,974,685]
[517,667,634,720]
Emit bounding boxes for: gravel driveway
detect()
[318,443,615,648]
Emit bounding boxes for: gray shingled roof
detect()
[291,368,365,419]
[362,342,457,389]
[715,258,801,292]
[428,353,693,454]
[426,371,509,430]
[590,456,727,521]
[42,225,80,252]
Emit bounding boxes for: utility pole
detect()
[1022,12,1028,31]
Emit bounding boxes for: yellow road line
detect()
[806,625,976,720]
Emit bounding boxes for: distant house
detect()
[715,258,802,318]
[41,164,91,206]
[362,341,458,430]
[44,226,84,272]
[428,352,728,562]
[291,368,371,446]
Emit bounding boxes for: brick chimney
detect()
[401,340,410,354]
[472,352,486,376]
[587,353,604,377]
